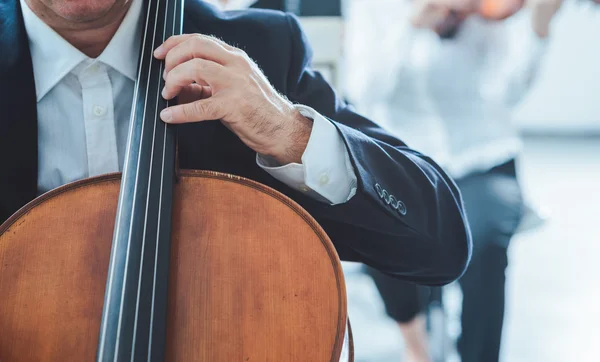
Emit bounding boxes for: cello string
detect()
[130,4,167,360]
[147,0,177,358]
[131,0,172,358]
[98,0,154,358]
[114,0,163,358]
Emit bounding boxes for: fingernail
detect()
[163,69,167,80]
[154,45,165,57]
[160,108,172,123]
[161,87,168,99]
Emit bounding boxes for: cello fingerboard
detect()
[96,0,183,361]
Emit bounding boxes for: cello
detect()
[0,0,353,360]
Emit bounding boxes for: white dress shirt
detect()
[20,0,356,204]
[345,1,548,179]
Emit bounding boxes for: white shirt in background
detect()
[345,1,548,179]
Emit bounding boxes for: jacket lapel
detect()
[0,0,38,224]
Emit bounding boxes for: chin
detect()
[49,0,123,22]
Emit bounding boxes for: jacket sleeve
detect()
[281,14,472,286]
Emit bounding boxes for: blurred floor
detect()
[343,262,404,362]
[502,135,600,362]
[344,135,600,362]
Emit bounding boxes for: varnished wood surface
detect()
[0,171,351,361]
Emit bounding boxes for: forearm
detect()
[257,105,357,205]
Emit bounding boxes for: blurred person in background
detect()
[345,0,562,361]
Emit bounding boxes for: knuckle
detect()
[190,34,205,47]
[235,56,251,69]
[233,48,247,58]
[233,54,250,69]
[233,48,250,61]
[165,35,177,45]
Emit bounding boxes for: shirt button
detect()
[319,173,330,186]
[92,105,107,117]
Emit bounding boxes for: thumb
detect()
[161,97,224,124]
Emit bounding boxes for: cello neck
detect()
[96,0,184,361]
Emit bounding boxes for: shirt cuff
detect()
[256,104,358,205]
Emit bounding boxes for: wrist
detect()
[271,107,312,165]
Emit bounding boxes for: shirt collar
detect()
[98,0,142,82]
[20,0,142,102]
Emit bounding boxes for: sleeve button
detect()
[375,183,384,198]
[397,201,407,216]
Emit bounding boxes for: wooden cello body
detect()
[0,171,352,361]
[0,0,352,360]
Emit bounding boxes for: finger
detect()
[162,58,227,100]
[163,34,240,75]
[156,33,239,57]
[160,98,225,124]
[177,84,213,104]
[154,34,197,59]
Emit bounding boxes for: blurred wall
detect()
[340,0,600,135]
[514,1,600,134]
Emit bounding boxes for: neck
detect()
[23,0,132,58]
[57,19,125,58]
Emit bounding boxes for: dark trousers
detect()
[457,244,509,362]
[368,160,523,362]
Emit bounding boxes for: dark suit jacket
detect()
[0,0,471,285]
